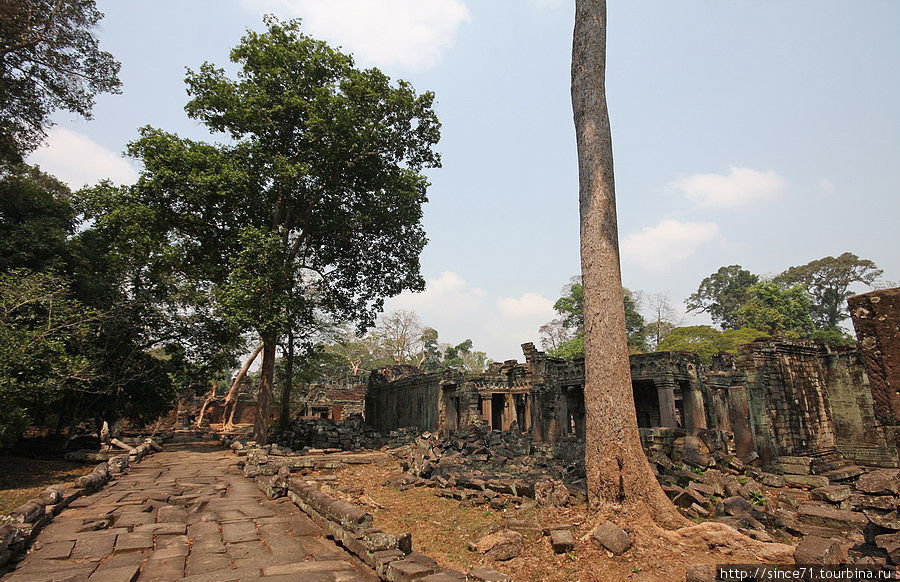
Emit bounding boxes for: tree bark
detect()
[253,335,277,444]
[195,381,218,427]
[278,329,294,431]
[572,0,682,525]
[223,342,263,431]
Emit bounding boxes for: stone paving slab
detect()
[1,436,376,582]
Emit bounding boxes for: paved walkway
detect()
[2,437,376,582]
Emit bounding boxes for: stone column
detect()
[657,379,678,428]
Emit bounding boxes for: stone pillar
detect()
[524,394,532,432]
[502,393,514,430]
[686,386,707,432]
[657,379,678,428]
[849,288,900,462]
[481,397,492,429]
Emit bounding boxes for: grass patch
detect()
[0,456,92,514]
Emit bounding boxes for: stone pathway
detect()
[1,437,376,582]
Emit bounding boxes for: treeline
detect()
[541,255,885,361]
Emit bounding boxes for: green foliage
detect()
[656,325,768,361]
[811,328,858,348]
[0,165,74,271]
[748,490,765,506]
[550,334,585,359]
[735,281,814,336]
[775,252,882,330]
[553,281,584,331]
[686,265,759,330]
[0,0,121,166]
[543,278,647,358]
[0,269,99,445]
[624,290,649,353]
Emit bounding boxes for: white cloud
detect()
[496,292,555,320]
[671,166,785,208]
[384,272,554,361]
[818,178,836,193]
[240,0,470,71]
[28,128,137,189]
[622,219,720,271]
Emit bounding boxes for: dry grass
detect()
[323,460,793,582]
[0,456,92,514]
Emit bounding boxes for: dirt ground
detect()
[0,455,93,514]
[318,459,793,582]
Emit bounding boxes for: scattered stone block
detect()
[549,528,575,554]
[794,536,848,564]
[591,521,631,555]
[811,485,852,503]
[797,504,868,531]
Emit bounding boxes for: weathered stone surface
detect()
[591,521,632,555]
[855,470,900,496]
[794,536,848,564]
[783,474,829,489]
[466,568,512,582]
[470,529,523,561]
[685,564,715,582]
[549,528,575,554]
[864,510,900,531]
[811,485,852,503]
[797,504,868,531]
[874,532,900,564]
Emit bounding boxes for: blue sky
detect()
[30,1,900,361]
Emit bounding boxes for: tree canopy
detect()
[735,281,815,336]
[775,252,882,330]
[686,265,758,330]
[81,17,442,442]
[0,0,121,166]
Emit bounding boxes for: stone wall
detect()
[849,287,900,464]
[362,338,898,469]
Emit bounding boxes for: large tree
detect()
[0,0,121,166]
[775,252,882,330]
[572,0,681,524]
[686,265,759,330]
[84,18,441,443]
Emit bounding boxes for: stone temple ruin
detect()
[365,334,898,472]
[253,289,900,569]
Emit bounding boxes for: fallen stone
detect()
[784,474,830,490]
[864,510,900,531]
[467,568,512,582]
[848,494,898,511]
[591,521,632,555]
[811,485,852,504]
[549,529,575,554]
[855,470,900,496]
[470,529,523,561]
[794,536,848,564]
[874,532,900,564]
[797,504,869,531]
[685,564,715,582]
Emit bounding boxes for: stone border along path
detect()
[0,433,377,582]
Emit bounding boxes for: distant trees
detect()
[734,281,814,336]
[657,326,769,361]
[0,0,121,166]
[540,278,647,357]
[686,265,758,330]
[774,252,882,330]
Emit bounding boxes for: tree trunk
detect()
[278,329,294,431]
[223,342,263,431]
[195,381,218,427]
[572,0,682,525]
[253,335,277,444]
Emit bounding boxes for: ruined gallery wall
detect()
[362,337,898,468]
[365,370,442,433]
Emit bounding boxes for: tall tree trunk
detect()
[223,342,263,431]
[253,335,277,444]
[572,0,682,525]
[195,381,218,427]
[278,329,294,431]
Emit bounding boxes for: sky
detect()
[30,0,900,362]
